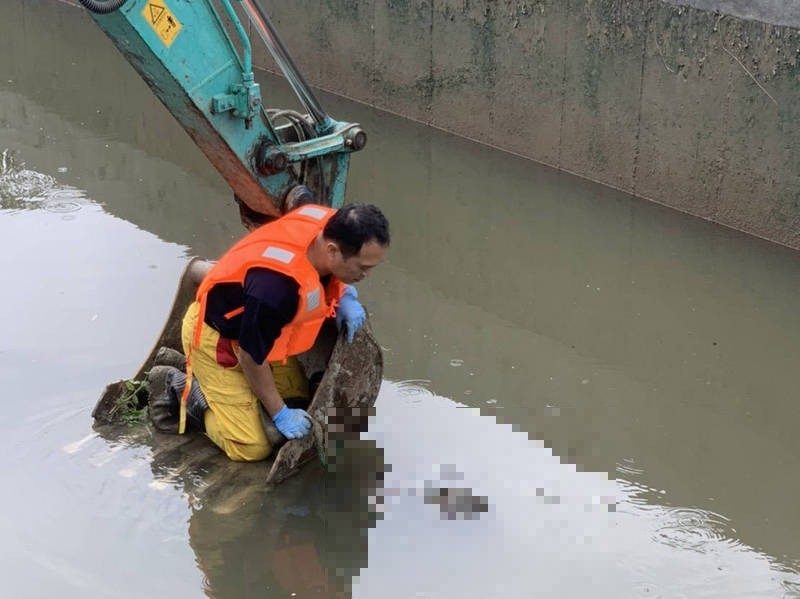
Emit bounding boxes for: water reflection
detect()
[90,424,379,599]
[361,381,800,598]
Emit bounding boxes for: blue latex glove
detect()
[272,405,312,439]
[336,285,366,343]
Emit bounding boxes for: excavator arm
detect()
[78,0,366,217]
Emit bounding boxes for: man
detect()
[151,203,390,462]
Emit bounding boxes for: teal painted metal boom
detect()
[82,0,366,216]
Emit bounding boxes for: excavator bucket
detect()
[92,258,382,486]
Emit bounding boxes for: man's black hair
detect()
[324,203,390,258]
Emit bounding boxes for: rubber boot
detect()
[148,366,208,433]
[152,346,186,371]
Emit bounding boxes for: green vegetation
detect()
[116,376,149,426]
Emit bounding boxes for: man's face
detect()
[328,240,387,284]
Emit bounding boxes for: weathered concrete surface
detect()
[261,0,800,249]
[61,0,800,249]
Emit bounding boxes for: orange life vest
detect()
[179,204,344,434]
[193,204,344,362]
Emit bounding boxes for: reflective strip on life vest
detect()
[306,288,320,312]
[262,246,295,264]
[298,206,328,220]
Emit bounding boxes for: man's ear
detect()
[325,241,340,260]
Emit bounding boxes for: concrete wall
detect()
[259,1,800,249]
[62,0,800,248]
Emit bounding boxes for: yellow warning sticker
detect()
[141,0,182,48]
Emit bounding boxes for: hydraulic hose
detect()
[268,109,326,204]
[269,110,309,184]
[78,0,128,15]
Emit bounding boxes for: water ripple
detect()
[616,457,644,477]
[0,149,86,213]
[632,581,664,598]
[652,506,736,553]
[395,379,434,397]
[781,579,800,598]
[43,188,84,213]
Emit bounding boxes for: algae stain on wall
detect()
[469,3,498,91]
[323,0,362,21]
[387,0,411,15]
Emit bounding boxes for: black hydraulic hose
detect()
[78,0,128,14]
[270,109,320,187]
[270,110,308,184]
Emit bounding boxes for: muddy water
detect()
[2,1,800,597]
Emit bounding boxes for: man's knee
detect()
[204,409,273,462]
[224,440,272,462]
